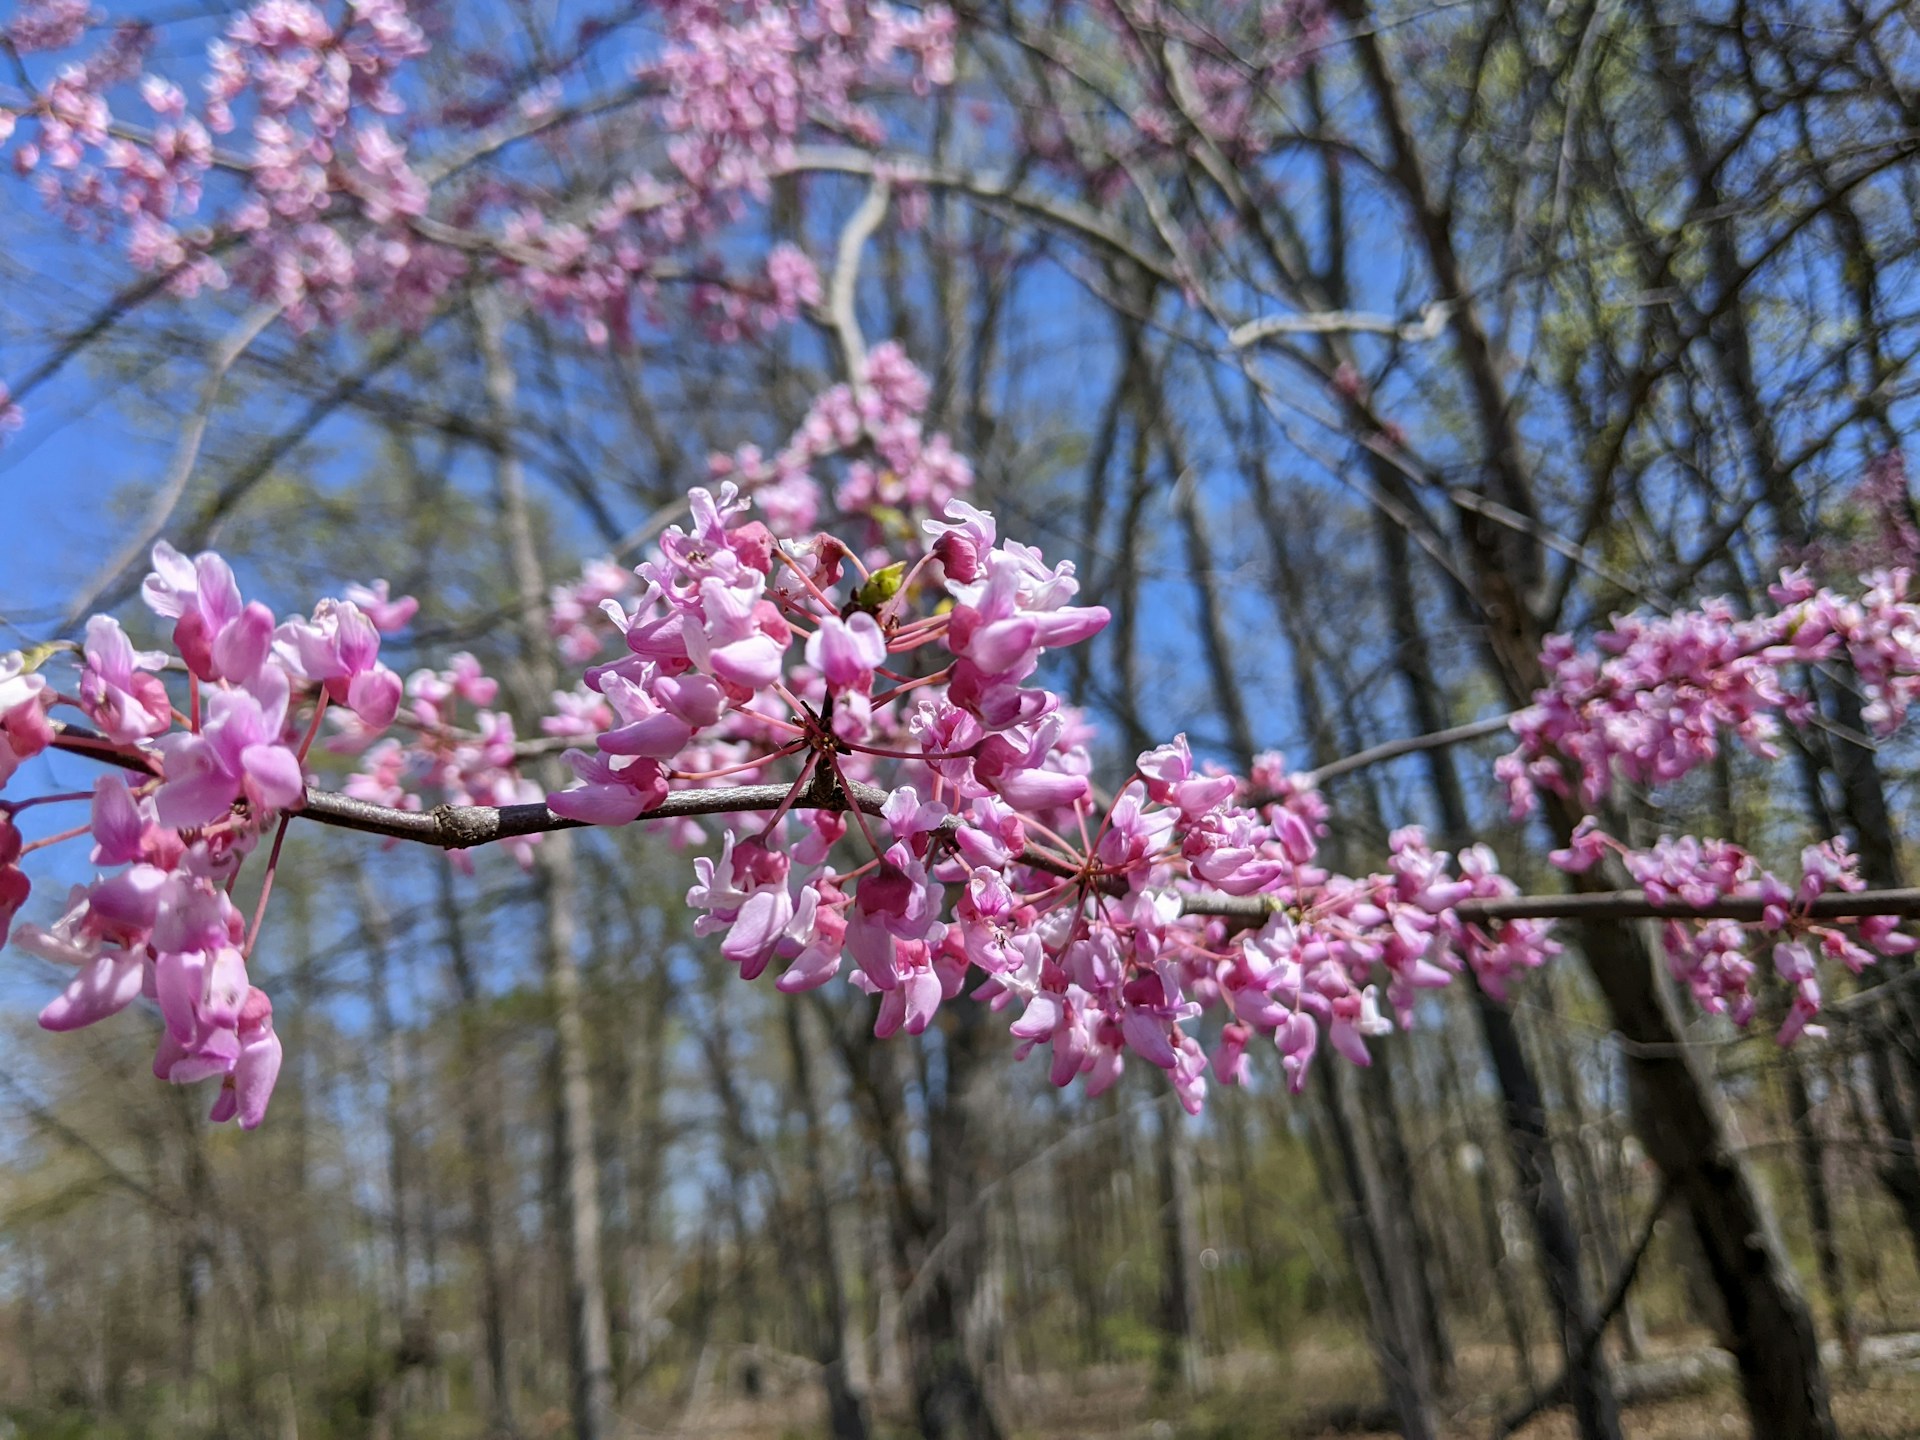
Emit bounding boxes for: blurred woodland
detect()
[4,1,1920,1438]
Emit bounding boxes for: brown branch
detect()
[298,780,867,848]
[291,782,1920,923]
[1181,887,1920,925]
[47,727,1920,924]
[1302,712,1518,786]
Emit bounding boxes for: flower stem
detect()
[21,821,92,855]
[295,690,332,764]
[245,814,293,957]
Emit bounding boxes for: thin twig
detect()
[1494,1180,1674,1437]
[1303,712,1518,785]
[62,303,282,629]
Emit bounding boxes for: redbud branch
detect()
[1299,712,1518,786]
[48,724,162,776]
[1180,888,1920,924]
[292,778,880,846]
[61,732,1914,925]
[21,821,92,856]
[3,791,94,812]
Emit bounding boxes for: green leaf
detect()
[851,561,908,611]
[9,639,72,674]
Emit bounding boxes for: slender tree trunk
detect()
[1360,1050,1456,1392]
[438,864,518,1436]
[358,869,418,1433]
[1440,1011,1539,1393]
[357,872,415,1310]
[476,289,615,1440]
[1373,511,1621,1439]
[1154,1103,1208,1394]
[1786,1055,1855,1366]
[1221,1088,1282,1345]
[831,999,1004,1440]
[1317,1063,1440,1440]
[784,1004,873,1440]
[1261,517,1440,1439]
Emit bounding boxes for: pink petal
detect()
[38,952,144,1031]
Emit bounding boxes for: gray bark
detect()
[476,289,616,1440]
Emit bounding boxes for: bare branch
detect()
[1229,301,1453,347]
[1181,887,1920,924]
[826,180,891,386]
[61,303,283,630]
[291,781,1920,924]
[1303,712,1518,786]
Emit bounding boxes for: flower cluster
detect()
[340,647,546,873]
[712,342,973,545]
[0,544,409,1127]
[0,0,962,429]
[468,2,955,346]
[530,475,1569,1112]
[12,497,1920,1128]
[1,0,435,321]
[1553,821,1913,1042]
[1498,567,1920,816]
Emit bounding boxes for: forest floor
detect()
[998,1338,1920,1440]
[651,1335,1920,1439]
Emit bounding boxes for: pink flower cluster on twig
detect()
[0,544,408,1128]
[1553,821,1914,1042]
[1498,567,1920,816]
[531,470,1568,1112]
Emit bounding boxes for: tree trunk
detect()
[785,1003,873,1440]
[1360,1049,1456,1393]
[1316,1063,1440,1440]
[1373,507,1621,1439]
[476,289,615,1440]
[830,998,1004,1440]
[1785,1054,1854,1367]
[1553,799,1835,1439]
[1154,1103,1208,1394]
[439,863,518,1436]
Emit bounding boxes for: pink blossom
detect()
[0,815,30,947]
[547,748,666,824]
[806,611,887,693]
[274,597,402,727]
[0,653,53,786]
[78,614,172,743]
[153,669,304,827]
[344,579,419,633]
[142,543,276,684]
